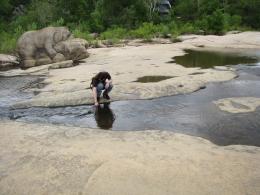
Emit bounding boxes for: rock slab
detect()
[17,27,89,68]
[0,54,19,71]
[214,97,260,113]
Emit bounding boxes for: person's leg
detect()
[103,84,113,100]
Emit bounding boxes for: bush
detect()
[100,27,128,40]
[0,26,24,54]
[178,23,198,35]
[72,22,94,42]
[51,18,65,27]
[130,23,158,40]
[206,9,225,35]
[223,14,242,31]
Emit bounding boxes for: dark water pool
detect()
[135,76,173,83]
[172,49,258,68]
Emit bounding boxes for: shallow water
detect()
[0,75,41,107]
[135,76,173,83]
[1,50,260,146]
[172,49,258,68]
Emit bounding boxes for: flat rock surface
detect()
[3,32,260,108]
[178,31,260,49]
[1,32,260,195]
[215,97,260,113]
[0,120,260,195]
[11,33,259,108]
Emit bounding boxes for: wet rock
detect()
[8,113,22,120]
[214,97,260,113]
[0,54,20,71]
[194,44,205,47]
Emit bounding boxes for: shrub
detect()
[223,14,242,31]
[100,27,128,40]
[206,9,225,35]
[0,27,23,54]
[130,22,158,40]
[51,18,65,27]
[179,23,198,35]
[72,22,94,42]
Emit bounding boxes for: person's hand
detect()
[94,102,99,106]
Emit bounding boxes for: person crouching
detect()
[90,71,113,106]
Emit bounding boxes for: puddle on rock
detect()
[135,76,173,83]
[173,49,258,68]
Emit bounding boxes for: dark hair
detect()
[90,71,111,88]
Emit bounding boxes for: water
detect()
[172,49,258,68]
[135,76,173,83]
[0,75,42,107]
[1,50,260,146]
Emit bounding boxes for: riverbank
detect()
[1,32,260,194]
[0,120,260,195]
[3,32,258,108]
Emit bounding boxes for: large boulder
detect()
[54,38,89,61]
[0,54,19,71]
[17,27,89,68]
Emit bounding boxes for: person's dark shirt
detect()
[91,72,111,88]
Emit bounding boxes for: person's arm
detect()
[105,78,112,89]
[92,87,99,106]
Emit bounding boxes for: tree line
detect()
[0,0,259,53]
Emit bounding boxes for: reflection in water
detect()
[94,103,115,129]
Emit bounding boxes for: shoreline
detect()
[9,31,260,108]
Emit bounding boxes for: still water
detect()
[173,49,258,68]
[135,76,173,83]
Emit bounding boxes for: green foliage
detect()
[0,0,259,53]
[206,9,225,35]
[72,23,93,41]
[0,0,13,17]
[174,0,198,20]
[130,23,159,40]
[51,18,65,27]
[223,14,242,31]
[0,26,23,54]
[100,27,128,40]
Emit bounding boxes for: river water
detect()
[1,49,260,146]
